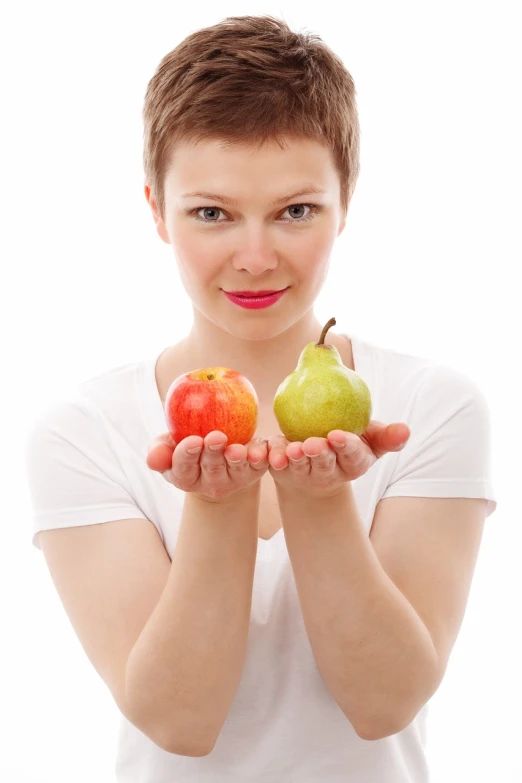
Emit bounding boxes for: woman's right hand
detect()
[146,430,270,502]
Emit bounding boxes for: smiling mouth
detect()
[224,288,288,297]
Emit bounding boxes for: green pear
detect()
[273,317,372,441]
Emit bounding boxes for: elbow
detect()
[125,684,218,756]
[126,704,218,757]
[352,706,422,742]
[131,715,217,756]
[143,719,218,757]
[156,732,216,757]
[354,720,400,742]
[352,667,440,741]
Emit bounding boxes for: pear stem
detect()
[317,317,336,346]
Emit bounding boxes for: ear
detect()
[144,180,170,244]
[337,198,351,237]
[337,210,348,237]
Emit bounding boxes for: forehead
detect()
[165,137,339,196]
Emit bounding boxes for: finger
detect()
[303,439,337,472]
[386,423,411,449]
[302,437,333,458]
[249,450,269,470]
[171,431,228,477]
[200,431,230,469]
[169,435,218,483]
[269,444,289,470]
[146,433,177,471]
[286,442,307,465]
[270,458,288,471]
[267,434,288,449]
[288,452,308,468]
[360,421,411,458]
[267,434,290,470]
[247,437,268,465]
[170,436,205,476]
[327,431,376,479]
[224,452,249,471]
[204,430,228,451]
[327,430,360,453]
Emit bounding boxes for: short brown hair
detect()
[143,15,360,221]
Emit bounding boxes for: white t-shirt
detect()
[24,333,497,782]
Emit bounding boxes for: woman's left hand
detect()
[266,420,411,499]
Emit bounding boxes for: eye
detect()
[282,204,316,222]
[194,207,224,223]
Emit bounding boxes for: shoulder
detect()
[366,337,487,406]
[25,356,146,454]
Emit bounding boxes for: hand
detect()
[267,420,411,499]
[146,430,270,503]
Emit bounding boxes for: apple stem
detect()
[207,374,215,380]
[317,317,336,346]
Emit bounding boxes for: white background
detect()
[2,1,520,781]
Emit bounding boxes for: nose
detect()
[230,225,279,275]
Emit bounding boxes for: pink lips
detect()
[227,290,282,296]
[223,288,289,309]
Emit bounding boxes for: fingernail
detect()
[187,446,203,454]
[209,443,225,451]
[331,441,345,449]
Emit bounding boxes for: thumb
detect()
[146,433,177,471]
[387,423,410,450]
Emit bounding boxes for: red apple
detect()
[164,366,259,445]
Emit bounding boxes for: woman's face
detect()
[145,136,347,338]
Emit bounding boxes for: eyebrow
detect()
[181,185,328,206]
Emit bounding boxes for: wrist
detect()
[194,481,261,507]
[275,481,351,505]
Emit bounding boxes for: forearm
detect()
[125,485,260,755]
[276,483,438,740]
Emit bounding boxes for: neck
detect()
[177,308,352,405]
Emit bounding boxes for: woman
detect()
[25,15,497,782]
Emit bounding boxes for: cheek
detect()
[169,226,218,278]
[291,233,333,272]
[290,217,338,254]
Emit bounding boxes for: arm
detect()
[275,482,439,741]
[125,484,260,756]
[269,365,491,741]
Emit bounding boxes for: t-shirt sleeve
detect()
[380,364,497,517]
[24,392,150,550]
